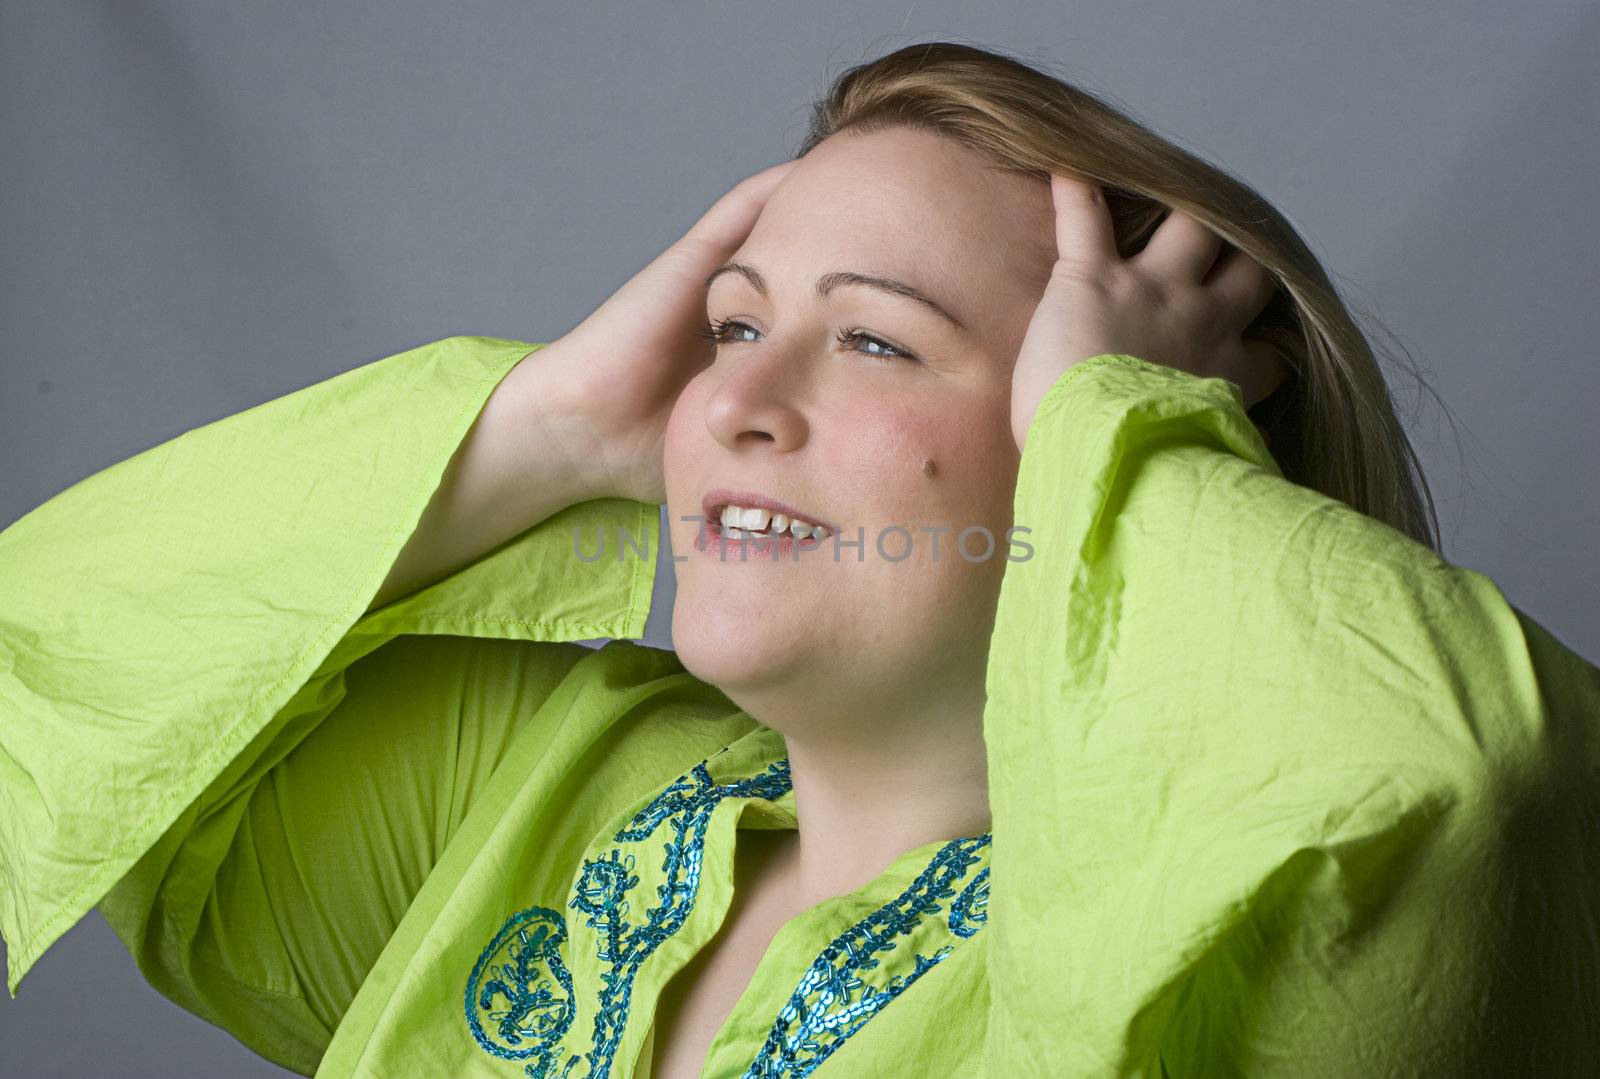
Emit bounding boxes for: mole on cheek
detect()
[922,458,937,479]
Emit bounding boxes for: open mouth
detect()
[700,489,837,542]
[707,503,833,541]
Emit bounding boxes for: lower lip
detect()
[693,525,828,562]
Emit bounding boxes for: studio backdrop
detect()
[2,3,1596,1077]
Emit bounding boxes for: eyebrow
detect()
[703,260,969,334]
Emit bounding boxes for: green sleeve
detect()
[0,336,659,1065]
[982,353,1600,1077]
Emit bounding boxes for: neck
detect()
[757,676,992,910]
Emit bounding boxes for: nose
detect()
[702,346,810,453]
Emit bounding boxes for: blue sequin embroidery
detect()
[464,752,990,1077]
[465,906,576,1065]
[739,834,992,1077]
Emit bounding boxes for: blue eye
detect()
[700,317,916,364]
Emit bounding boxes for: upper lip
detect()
[701,488,837,533]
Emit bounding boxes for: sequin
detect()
[463,752,991,1077]
[949,865,990,938]
[464,906,577,1069]
[739,834,992,1077]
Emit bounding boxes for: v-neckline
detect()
[593,723,993,1079]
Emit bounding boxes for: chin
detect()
[669,601,809,701]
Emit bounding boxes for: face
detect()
[663,126,1057,737]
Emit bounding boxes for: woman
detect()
[2,42,1596,1078]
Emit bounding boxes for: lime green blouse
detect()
[2,336,1596,1077]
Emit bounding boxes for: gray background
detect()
[2,2,1596,1075]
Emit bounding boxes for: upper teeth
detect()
[718,504,830,539]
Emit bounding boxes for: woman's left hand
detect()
[1010,173,1291,453]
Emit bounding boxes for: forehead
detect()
[728,127,1055,313]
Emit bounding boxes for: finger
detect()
[1051,172,1119,270]
[1206,246,1282,326]
[679,159,799,260]
[1137,207,1227,282]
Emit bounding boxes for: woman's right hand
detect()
[530,159,798,506]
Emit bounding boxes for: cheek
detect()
[662,380,708,478]
[662,382,714,543]
[848,405,1014,527]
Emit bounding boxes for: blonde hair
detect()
[796,41,1452,552]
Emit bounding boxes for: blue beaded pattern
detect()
[948,866,990,939]
[464,906,576,1064]
[464,749,990,1078]
[737,834,992,1077]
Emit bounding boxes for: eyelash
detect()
[699,317,916,364]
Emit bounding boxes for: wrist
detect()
[1011,359,1079,456]
[1013,353,1143,455]
[496,343,619,506]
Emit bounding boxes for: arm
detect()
[2,160,791,1070]
[0,336,658,1023]
[366,337,611,613]
[982,354,1600,1077]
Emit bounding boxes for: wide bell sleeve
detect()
[0,335,660,1072]
[981,353,1600,1078]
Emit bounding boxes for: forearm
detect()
[366,343,607,613]
[984,353,1594,1073]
